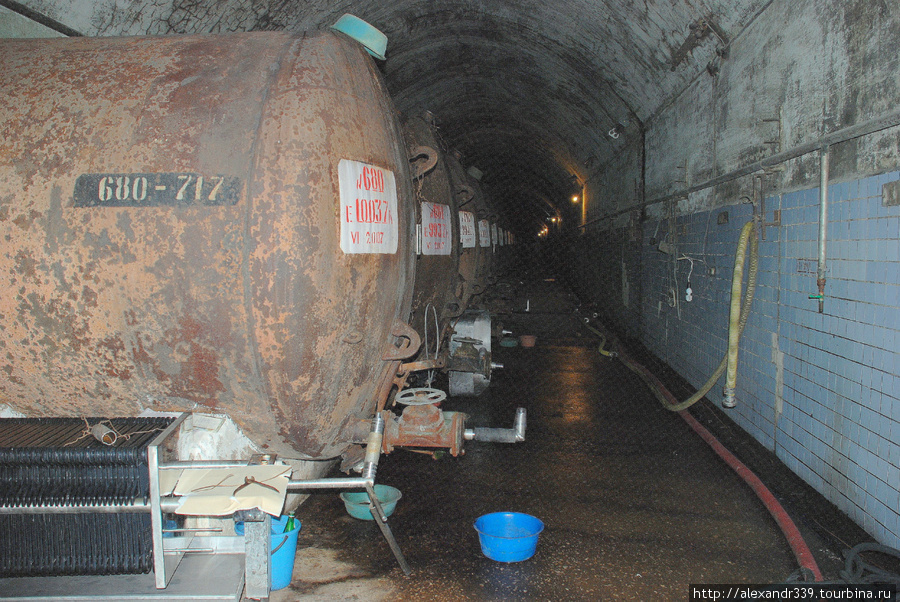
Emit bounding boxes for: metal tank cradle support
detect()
[284,413,411,575]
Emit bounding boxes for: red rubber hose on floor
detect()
[616,351,824,582]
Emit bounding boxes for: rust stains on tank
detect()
[148,315,228,407]
[80,285,98,308]
[12,210,42,231]
[96,335,132,380]
[13,250,39,284]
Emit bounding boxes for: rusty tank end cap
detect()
[331,14,388,61]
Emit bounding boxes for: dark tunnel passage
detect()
[1,0,900,599]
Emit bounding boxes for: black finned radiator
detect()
[0,417,174,577]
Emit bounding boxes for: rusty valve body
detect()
[381,403,467,457]
[378,387,526,457]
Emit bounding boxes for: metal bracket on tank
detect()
[381,320,422,361]
[456,185,475,207]
[408,145,438,180]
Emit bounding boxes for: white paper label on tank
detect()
[421,202,451,256]
[478,220,491,248]
[338,159,398,254]
[499,228,505,246]
[491,223,498,251]
[459,211,476,249]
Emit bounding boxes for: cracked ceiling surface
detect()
[16,0,768,234]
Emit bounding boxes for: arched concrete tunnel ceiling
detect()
[11,0,771,236]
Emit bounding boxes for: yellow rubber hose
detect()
[666,220,758,411]
[582,220,758,411]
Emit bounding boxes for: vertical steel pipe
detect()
[815,146,830,314]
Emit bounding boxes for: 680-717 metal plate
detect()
[73,173,241,208]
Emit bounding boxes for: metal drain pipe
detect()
[464,408,526,443]
[810,146,830,313]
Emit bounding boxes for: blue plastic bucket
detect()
[474,512,544,562]
[235,515,301,591]
[270,515,301,590]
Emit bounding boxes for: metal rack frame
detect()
[0,411,411,601]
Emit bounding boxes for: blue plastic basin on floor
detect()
[474,512,544,562]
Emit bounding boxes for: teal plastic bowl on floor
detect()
[340,484,402,520]
[474,512,544,562]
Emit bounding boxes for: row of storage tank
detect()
[0,27,519,481]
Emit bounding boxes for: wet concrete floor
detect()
[271,282,856,601]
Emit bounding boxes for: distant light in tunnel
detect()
[572,195,579,203]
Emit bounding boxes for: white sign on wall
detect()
[421,202,451,255]
[338,159,398,254]
[478,219,491,248]
[459,211,476,248]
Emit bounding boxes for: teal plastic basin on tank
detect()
[331,14,388,60]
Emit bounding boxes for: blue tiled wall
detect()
[640,171,900,548]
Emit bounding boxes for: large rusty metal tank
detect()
[0,30,416,474]
[462,165,499,294]
[402,113,463,353]
[446,151,486,302]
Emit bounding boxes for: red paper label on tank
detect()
[421,202,451,256]
[339,160,398,254]
[459,211,476,248]
[478,220,491,248]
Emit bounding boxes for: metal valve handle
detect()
[395,387,447,406]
